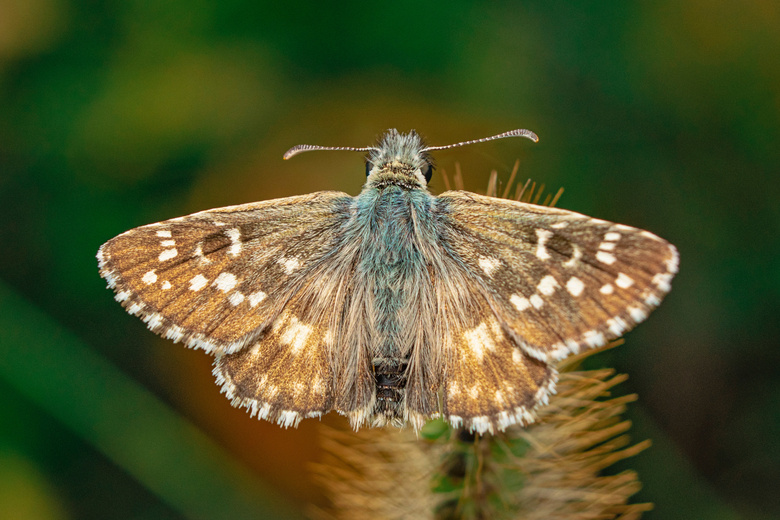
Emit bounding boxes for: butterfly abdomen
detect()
[374,362,408,399]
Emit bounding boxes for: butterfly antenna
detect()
[422,129,539,152]
[283,144,377,160]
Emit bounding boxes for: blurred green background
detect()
[1,1,778,518]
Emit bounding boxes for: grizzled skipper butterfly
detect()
[97,129,678,434]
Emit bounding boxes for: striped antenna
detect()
[283,144,377,160]
[423,129,539,152]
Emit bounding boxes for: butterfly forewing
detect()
[98,191,353,354]
[437,191,679,362]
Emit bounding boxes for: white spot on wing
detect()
[596,251,616,264]
[653,272,673,292]
[537,275,558,296]
[228,292,245,306]
[600,284,614,295]
[161,281,172,290]
[156,230,172,238]
[193,243,212,264]
[607,317,628,336]
[160,240,176,247]
[478,256,500,277]
[158,248,178,262]
[604,232,621,241]
[279,317,312,354]
[628,306,648,323]
[226,228,241,256]
[189,274,208,291]
[142,270,157,285]
[213,272,237,292]
[530,294,544,309]
[616,273,634,288]
[535,229,553,260]
[463,322,497,362]
[551,221,568,229]
[583,330,606,348]
[248,291,267,307]
[510,294,530,311]
[563,245,582,268]
[566,276,585,296]
[278,257,301,274]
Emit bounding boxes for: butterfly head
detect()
[365,129,433,186]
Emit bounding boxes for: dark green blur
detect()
[0,1,777,518]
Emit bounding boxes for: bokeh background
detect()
[1,1,778,519]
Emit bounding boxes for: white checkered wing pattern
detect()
[97,191,353,356]
[437,191,679,363]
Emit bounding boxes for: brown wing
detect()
[431,266,557,434]
[436,190,679,363]
[97,191,354,355]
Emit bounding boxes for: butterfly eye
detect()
[365,161,373,177]
[420,161,434,183]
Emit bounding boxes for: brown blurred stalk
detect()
[311,344,651,520]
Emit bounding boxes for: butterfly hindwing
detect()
[213,303,338,428]
[424,262,557,434]
[437,191,679,362]
[98,191,353,354]
[214,236,391,428]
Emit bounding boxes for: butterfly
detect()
[97,128,678,434]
